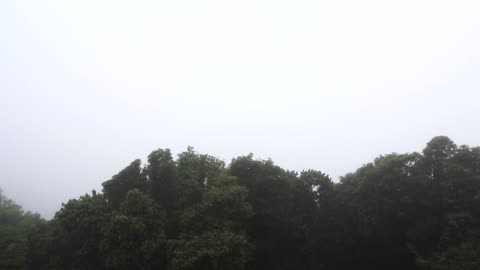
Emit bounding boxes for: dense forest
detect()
[1,136,480,270]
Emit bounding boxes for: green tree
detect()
[176,146,225,209]
[423,136,457,182]
[3,137,480,270]
[0,190,45,270]
[0,190,28,270]
[229,155,311,270]
[169,230,251,270]
[48,191,108,270]
[102,159,147,208]
[146,149,178,214]
[417,241,480,270]
[101,189,167,270]
[170,176,253,270]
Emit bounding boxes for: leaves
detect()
[3,137,480,270]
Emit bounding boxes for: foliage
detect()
[101,189,166,270]
[0,190,45,270]
[2,136,480,269]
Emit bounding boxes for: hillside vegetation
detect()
[1,136,480,270]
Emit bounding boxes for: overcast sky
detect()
[1,0,480,219]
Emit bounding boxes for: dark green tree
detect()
[101,189,167,270]
[146,149,178,215]
[102,159,147,208]
[170,176,253,270]
[3,137,480,270]
[48,191,108,270]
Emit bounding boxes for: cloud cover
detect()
[1,0,480,218]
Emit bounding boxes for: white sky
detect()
[1,0,480,218]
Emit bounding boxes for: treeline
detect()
[1,136,480,270]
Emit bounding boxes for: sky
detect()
[1,0,480,219]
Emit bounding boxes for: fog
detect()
[1,0,480,218]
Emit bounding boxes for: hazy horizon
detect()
[2,0,480,219]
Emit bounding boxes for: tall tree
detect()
[146,149,178,215]
[176,147,225,209]
[170,176,253,270]
[102,159,147,208]
[101,189,167,270]
[48,192,108,270]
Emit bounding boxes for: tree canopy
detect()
[1,136,480,269]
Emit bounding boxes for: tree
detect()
[102,159,147,208]
[417,241,480,270]
[169,230,252,270]
[0,190,28,270]
[176,147,225,209]
[0,190,45,270]
[229,155,311,270]
[101,189,167,270]
[170,176,253,270]
[48,192,108,270]
[3,137,480,270]
[423,136,457,182]
[146,149,178,215]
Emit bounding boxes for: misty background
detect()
[1,0,480,219]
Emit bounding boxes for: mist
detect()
[1,0,480,219]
